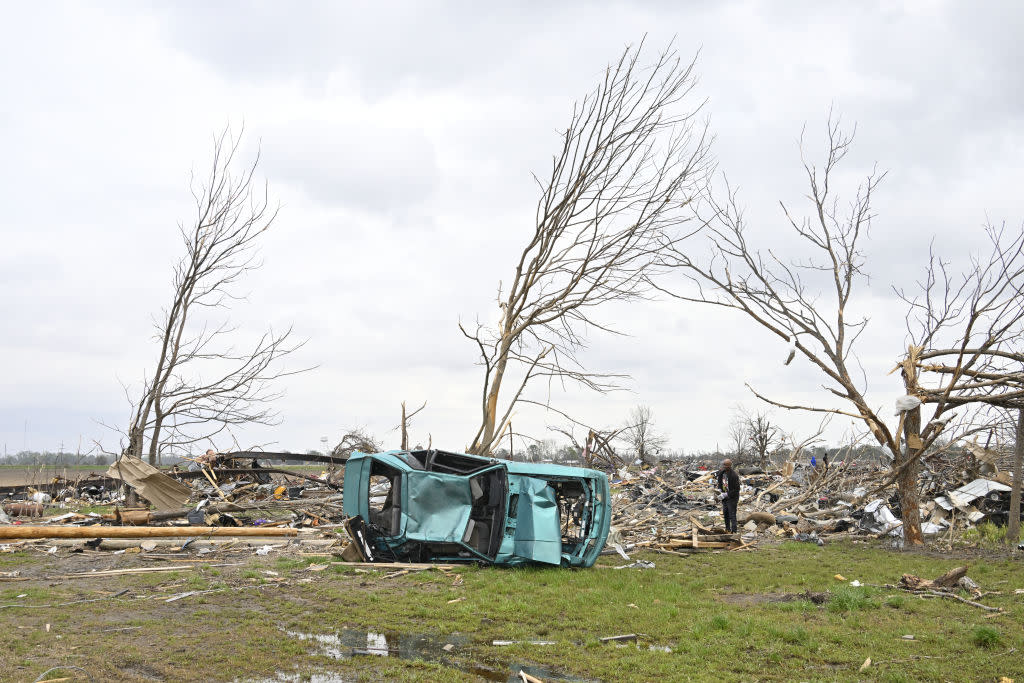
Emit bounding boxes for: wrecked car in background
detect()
[342,449,611,567]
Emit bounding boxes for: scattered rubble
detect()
[606,452,1021,550]
[1,445,1020,562]
[0,451,348,557]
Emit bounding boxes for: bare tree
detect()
[725,415,750,465]
[881,223,1023,544]
[657,116,1024,544]
[743,410,783,470]
[1012,411,1023,545]
[552,424,626,469]
[332,428,382,459]
[621,405,668,465]
[461,40,713,455]
[122,128,308,465]
[398,400,427,451]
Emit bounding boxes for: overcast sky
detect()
[2,1,1022,458]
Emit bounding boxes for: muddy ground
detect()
[2,538,1022,682]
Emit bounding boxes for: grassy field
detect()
[0,463,331,487]
[0,465,106,487]
[0,540,1021,682]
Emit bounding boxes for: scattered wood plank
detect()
[59,565,196,577]
[730,541,757,551]
[327,562,455,570]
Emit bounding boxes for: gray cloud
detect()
[2,1,1023,455]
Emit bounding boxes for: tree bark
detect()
[473,338,510,454]
[400,402,408,451]
[899,404,924,546]
[148,412,163,466]
[1007,408,1023,545]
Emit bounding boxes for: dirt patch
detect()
[846,536,1023,561]
[718,590,829,606]
[718,592,796,606]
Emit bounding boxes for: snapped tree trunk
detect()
[899,404,925,546]
[400,402,408,451]
[1007,408,1023,545]
[148,413,163,466]
[472,340,510,455]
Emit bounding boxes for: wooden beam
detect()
[0,526,298,539]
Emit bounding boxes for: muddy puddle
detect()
[248,674,352,683]
[271,628,597,682]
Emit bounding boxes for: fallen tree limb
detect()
[917,589,1004,612]
[884,583,1004,612]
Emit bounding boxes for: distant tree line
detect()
[0,451,113,467]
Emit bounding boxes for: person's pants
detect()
[723,497,738,533]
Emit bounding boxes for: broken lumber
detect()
[41,537,335,550]
[101,510,152,525]
[60,565,196,577]
[328,562,455,570]
[0,525,298,539]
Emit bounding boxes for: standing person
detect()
[716,459,741,533]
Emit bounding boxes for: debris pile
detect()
[2,444,1020,561]
[1,451,350,556]
[606,451,1021,550]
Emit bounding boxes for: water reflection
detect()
[282,628,596,682]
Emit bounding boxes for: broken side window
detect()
[367,461,402,536]
[461,468,507,558]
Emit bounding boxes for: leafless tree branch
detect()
[123,126,312,464]
[465,39,714,454]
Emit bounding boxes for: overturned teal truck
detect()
[342,449,611,567]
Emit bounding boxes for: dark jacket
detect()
[717,468,741,500]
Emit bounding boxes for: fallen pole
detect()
[41,537,336,550]
[0,525,298,539]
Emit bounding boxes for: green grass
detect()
[0,541,1021,681]
[972,625,1002,649]
[827,584,878,612]
[962,520,1009,549]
